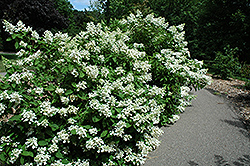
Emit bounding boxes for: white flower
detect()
[71,68,79,77]
[55,87,65,95]
[34,87,43,95]
[180,86,190,97]
[10,91,23,104]
[68,118,77,124]
[8,73,21,84]
[57,129,70,143]
[101,67,109,78]
[0,90,10,100]
[21,109,37,124]
[9,148,23,164]
[76,81,87,91]
[60,96,69,105]
[40,101,58,117]
[25,137,38,149]
[85,65,99,79]
[58,107,68,117]
[89,128,98,136]
[34,152,51,166]
[114,67,125,75]
[19,41,28,48]
[31,30,40,40]
[37,119,49,128]
[48,143,59,153]
[169,114,180,123]
[43,30,54,43]
[85,137,104,150]
[123,134,132,141]
[0,103,6,115]
[1,135,12,144]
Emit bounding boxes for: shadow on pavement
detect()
[221,118,250,139]
[188,155,250,166]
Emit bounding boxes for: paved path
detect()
[144,89,250,166]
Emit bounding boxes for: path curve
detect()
[144,89,250,166]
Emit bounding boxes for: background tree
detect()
[196,0,250,63]
[92,0,152,23]
[0,0,72,51]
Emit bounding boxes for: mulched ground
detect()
[205,75,250,131]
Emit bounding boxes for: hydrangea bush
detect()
[110,11,211,124]
[0,11,210,165]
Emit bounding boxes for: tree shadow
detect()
[221,119,246,130]
[220,118,250,139]
[187,155,250,166]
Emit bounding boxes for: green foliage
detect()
[0,12,210,165]
[196,0,250,63]
[211,45,241,79]
[245,80,250,90]
[240,63,250,79]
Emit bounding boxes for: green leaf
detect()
[92,116,101,123]
[126,123,132,128]
[45,84,55,91]
[55,151,63,159]
[100,130,108,137]
[15,42,19,49]
[23,94,32,101]
[72,82,77,88]
[9,115,21,122]
[49,123,59,131]
[0,153,6,162]
[34,60,40,66]
[65,89,73,96]
[62,159,70,164]
[70,129,76,135]
[6,37,12,41]
[79,71,85,78]
[11,83,16,88]
[83,125,92,129]
[46,129,54,137]
[68,65,74,71]
[21,151,34,157]
[20,157,24,165]
[38,140,48,146]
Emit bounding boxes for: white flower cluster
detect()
[85,65,99,79]
[1,135,12,145]
[21,109,37,124]
[25,137,38,149]
[0,103,6,116]
[40,101,79,117]
[169,114,180,123]
[9,148,23,164]
[3,20,33,35]
[8,71,33,84]
[34,147,51,166]
[51,159,89,166]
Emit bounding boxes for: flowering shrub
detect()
[110,11,211,125]
[0,11,210,165]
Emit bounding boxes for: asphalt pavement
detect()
[144,89,250,166]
